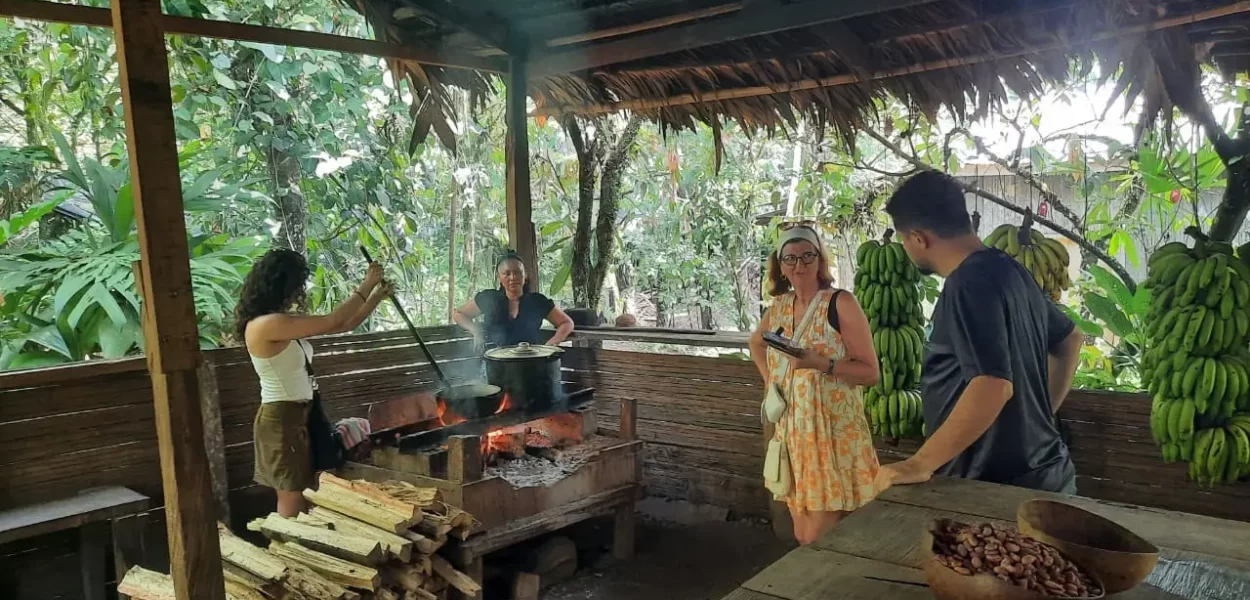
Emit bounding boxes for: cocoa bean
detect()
[1005,542,1021,553]
[1020,554,1037,565]
[970,556,983,569]
[956,544,969,557]
[953,567,971,576]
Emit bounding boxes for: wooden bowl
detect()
[1017,499,1159,594]
[923,519,1105,600]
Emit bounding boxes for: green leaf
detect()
[1087,265,1131,308]
[6,349,68,370]
[240,40,285,63]
[213,70,238,90]
[90,282,129,327]
[1084,293,1133,338]
[1060,305,1103,337]
[26,325,73,359]
[549,262,571,297]
[113,183,135,236]
[53,275,91,315]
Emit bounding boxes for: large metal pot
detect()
[483,343,565,412]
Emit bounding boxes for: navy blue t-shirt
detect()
[923,248,1076,492]
[475,289,556,347]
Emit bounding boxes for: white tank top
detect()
[250,339,315,404]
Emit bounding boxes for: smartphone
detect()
[762,328,804,357]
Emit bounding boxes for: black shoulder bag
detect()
[301,345,346,471]
[827,289,843,332]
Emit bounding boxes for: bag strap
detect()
[827,289,843,332]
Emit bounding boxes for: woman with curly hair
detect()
[452,251,574,350]
[235,249,392,516]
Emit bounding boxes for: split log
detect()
[223,574,269,600]
[319,472,428,516]
[304,484,421,534]
[374,589,401,600]
[412,514,453,540]
[296,513,336,529]
[374,481,440,507]
[278,562,352,600]
[250,513,384,565]
[429,555,481,596]
[119,566,250,600]
[219,522,289,582]
[269,541,381,591]
[400,530,446,555]
[382,564,426,592]
[309,507,414,562]
[223,563,285,599]
[404,590,438,600]
[421,575,448,593]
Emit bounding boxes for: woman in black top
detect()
[452,252,575,349]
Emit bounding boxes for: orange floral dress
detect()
[764,289,882,513]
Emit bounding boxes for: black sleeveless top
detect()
[474,289,556,347]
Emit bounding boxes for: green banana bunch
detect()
[983,223,1071,301]
[1145,236,1250,486]
[864,389,925,439]
[855,233,929,440]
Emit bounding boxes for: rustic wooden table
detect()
[721,477,1250,600]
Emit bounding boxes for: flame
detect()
[435,398,466,427]
[494,393,513,415]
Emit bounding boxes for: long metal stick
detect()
[360,246,449,387]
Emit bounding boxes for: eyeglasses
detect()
[779,252,819,266]
[777,219,818,231]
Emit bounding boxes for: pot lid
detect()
[484,342,562,360]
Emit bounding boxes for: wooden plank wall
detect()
[563,347,773,517]
[565,344,1250,523]
[0,325,472,599]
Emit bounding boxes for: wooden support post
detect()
[111,0,224,598]
[197,359,231,524]
[505,55,537,277]
[614,397,637,559]
[448,435,483,483]
[618,398,637,442]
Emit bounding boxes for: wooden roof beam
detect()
[0,0,505,73]
[525,0,940,78]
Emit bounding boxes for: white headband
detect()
[776,227,821,257]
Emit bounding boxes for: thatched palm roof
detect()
[342,0,1250,147]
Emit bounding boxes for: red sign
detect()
[1037,201,1050,218]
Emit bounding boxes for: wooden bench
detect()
[0,487,150,600]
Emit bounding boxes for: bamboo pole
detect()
[536,1,1250,116]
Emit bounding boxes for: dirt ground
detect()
[484,498,796,600]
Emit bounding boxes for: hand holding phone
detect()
[762,328,804,357]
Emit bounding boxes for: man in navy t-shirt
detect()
[876,171,1084,494]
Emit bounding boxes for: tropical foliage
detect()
[0,5,1246,394]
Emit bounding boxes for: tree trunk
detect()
[1210,165,1250,242]
[653,289,667,328]
[585,117,642,311]
[565,116,642,311]
[270,145,307,254]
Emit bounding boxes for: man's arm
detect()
[885,376,1014,484]
[1047,327,1083,413]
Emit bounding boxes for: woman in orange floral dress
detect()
[749,223,884,544]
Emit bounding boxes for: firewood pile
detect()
[118,473,480,600]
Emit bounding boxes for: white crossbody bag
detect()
[762,382,791,499]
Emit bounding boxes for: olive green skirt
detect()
[253,401,313,492]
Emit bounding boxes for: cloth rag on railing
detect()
[334,418,371,450]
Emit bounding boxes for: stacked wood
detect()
[120,473,482,600]
[304,473,428,533]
